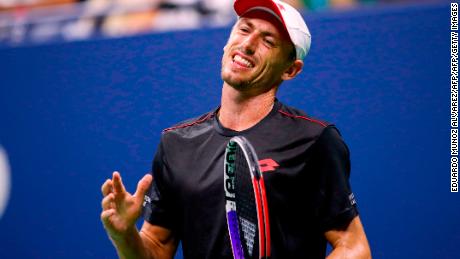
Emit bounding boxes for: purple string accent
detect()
[227,211,244,259]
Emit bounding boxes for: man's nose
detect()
[240,34,258,55]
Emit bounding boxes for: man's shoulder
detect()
[275,101,347,153]
[276,101,331,130]
[161,109,216,138]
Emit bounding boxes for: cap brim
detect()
[234,0,288,33]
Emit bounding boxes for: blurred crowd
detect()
[0,0,444,46]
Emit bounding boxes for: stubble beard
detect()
[221,57,254,91]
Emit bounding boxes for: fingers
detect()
[100,208,115,224]
[112,171,127,196]
[101,193,115,210]
[101,179,113,196]
[134,174,153,202]
[103,171,151,205]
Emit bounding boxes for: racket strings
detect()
[234,146,259,258]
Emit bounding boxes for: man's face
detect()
[221,11,295,92]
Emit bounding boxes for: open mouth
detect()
[233,54,254,68]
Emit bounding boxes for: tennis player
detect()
[101,0,371,258]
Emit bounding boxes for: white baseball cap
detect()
[234,0,311,60]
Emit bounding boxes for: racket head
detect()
[224,136,270,259]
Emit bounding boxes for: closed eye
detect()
[239,26,250,33]
[264,38,275,47]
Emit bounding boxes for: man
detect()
[101,0,371,258]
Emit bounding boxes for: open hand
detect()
[100,171,153,241]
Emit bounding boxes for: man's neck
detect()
[218,83,277,131]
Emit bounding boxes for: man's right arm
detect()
[110,221,177,259]
[100,172,178,259]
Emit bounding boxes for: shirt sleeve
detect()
[312,126,359,232]
[142,137,177,230]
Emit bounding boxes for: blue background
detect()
[0,2,457,258]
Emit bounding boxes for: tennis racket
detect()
[224,136,270,259]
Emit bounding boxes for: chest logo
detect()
[258,159,279,173]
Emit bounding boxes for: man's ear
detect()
[281,60,303,81]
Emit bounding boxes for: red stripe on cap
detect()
[234,0,286,28]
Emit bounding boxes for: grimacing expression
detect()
[221,11,296,92]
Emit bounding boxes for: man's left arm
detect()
[325,216,371,259]
[312,126,371,258]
